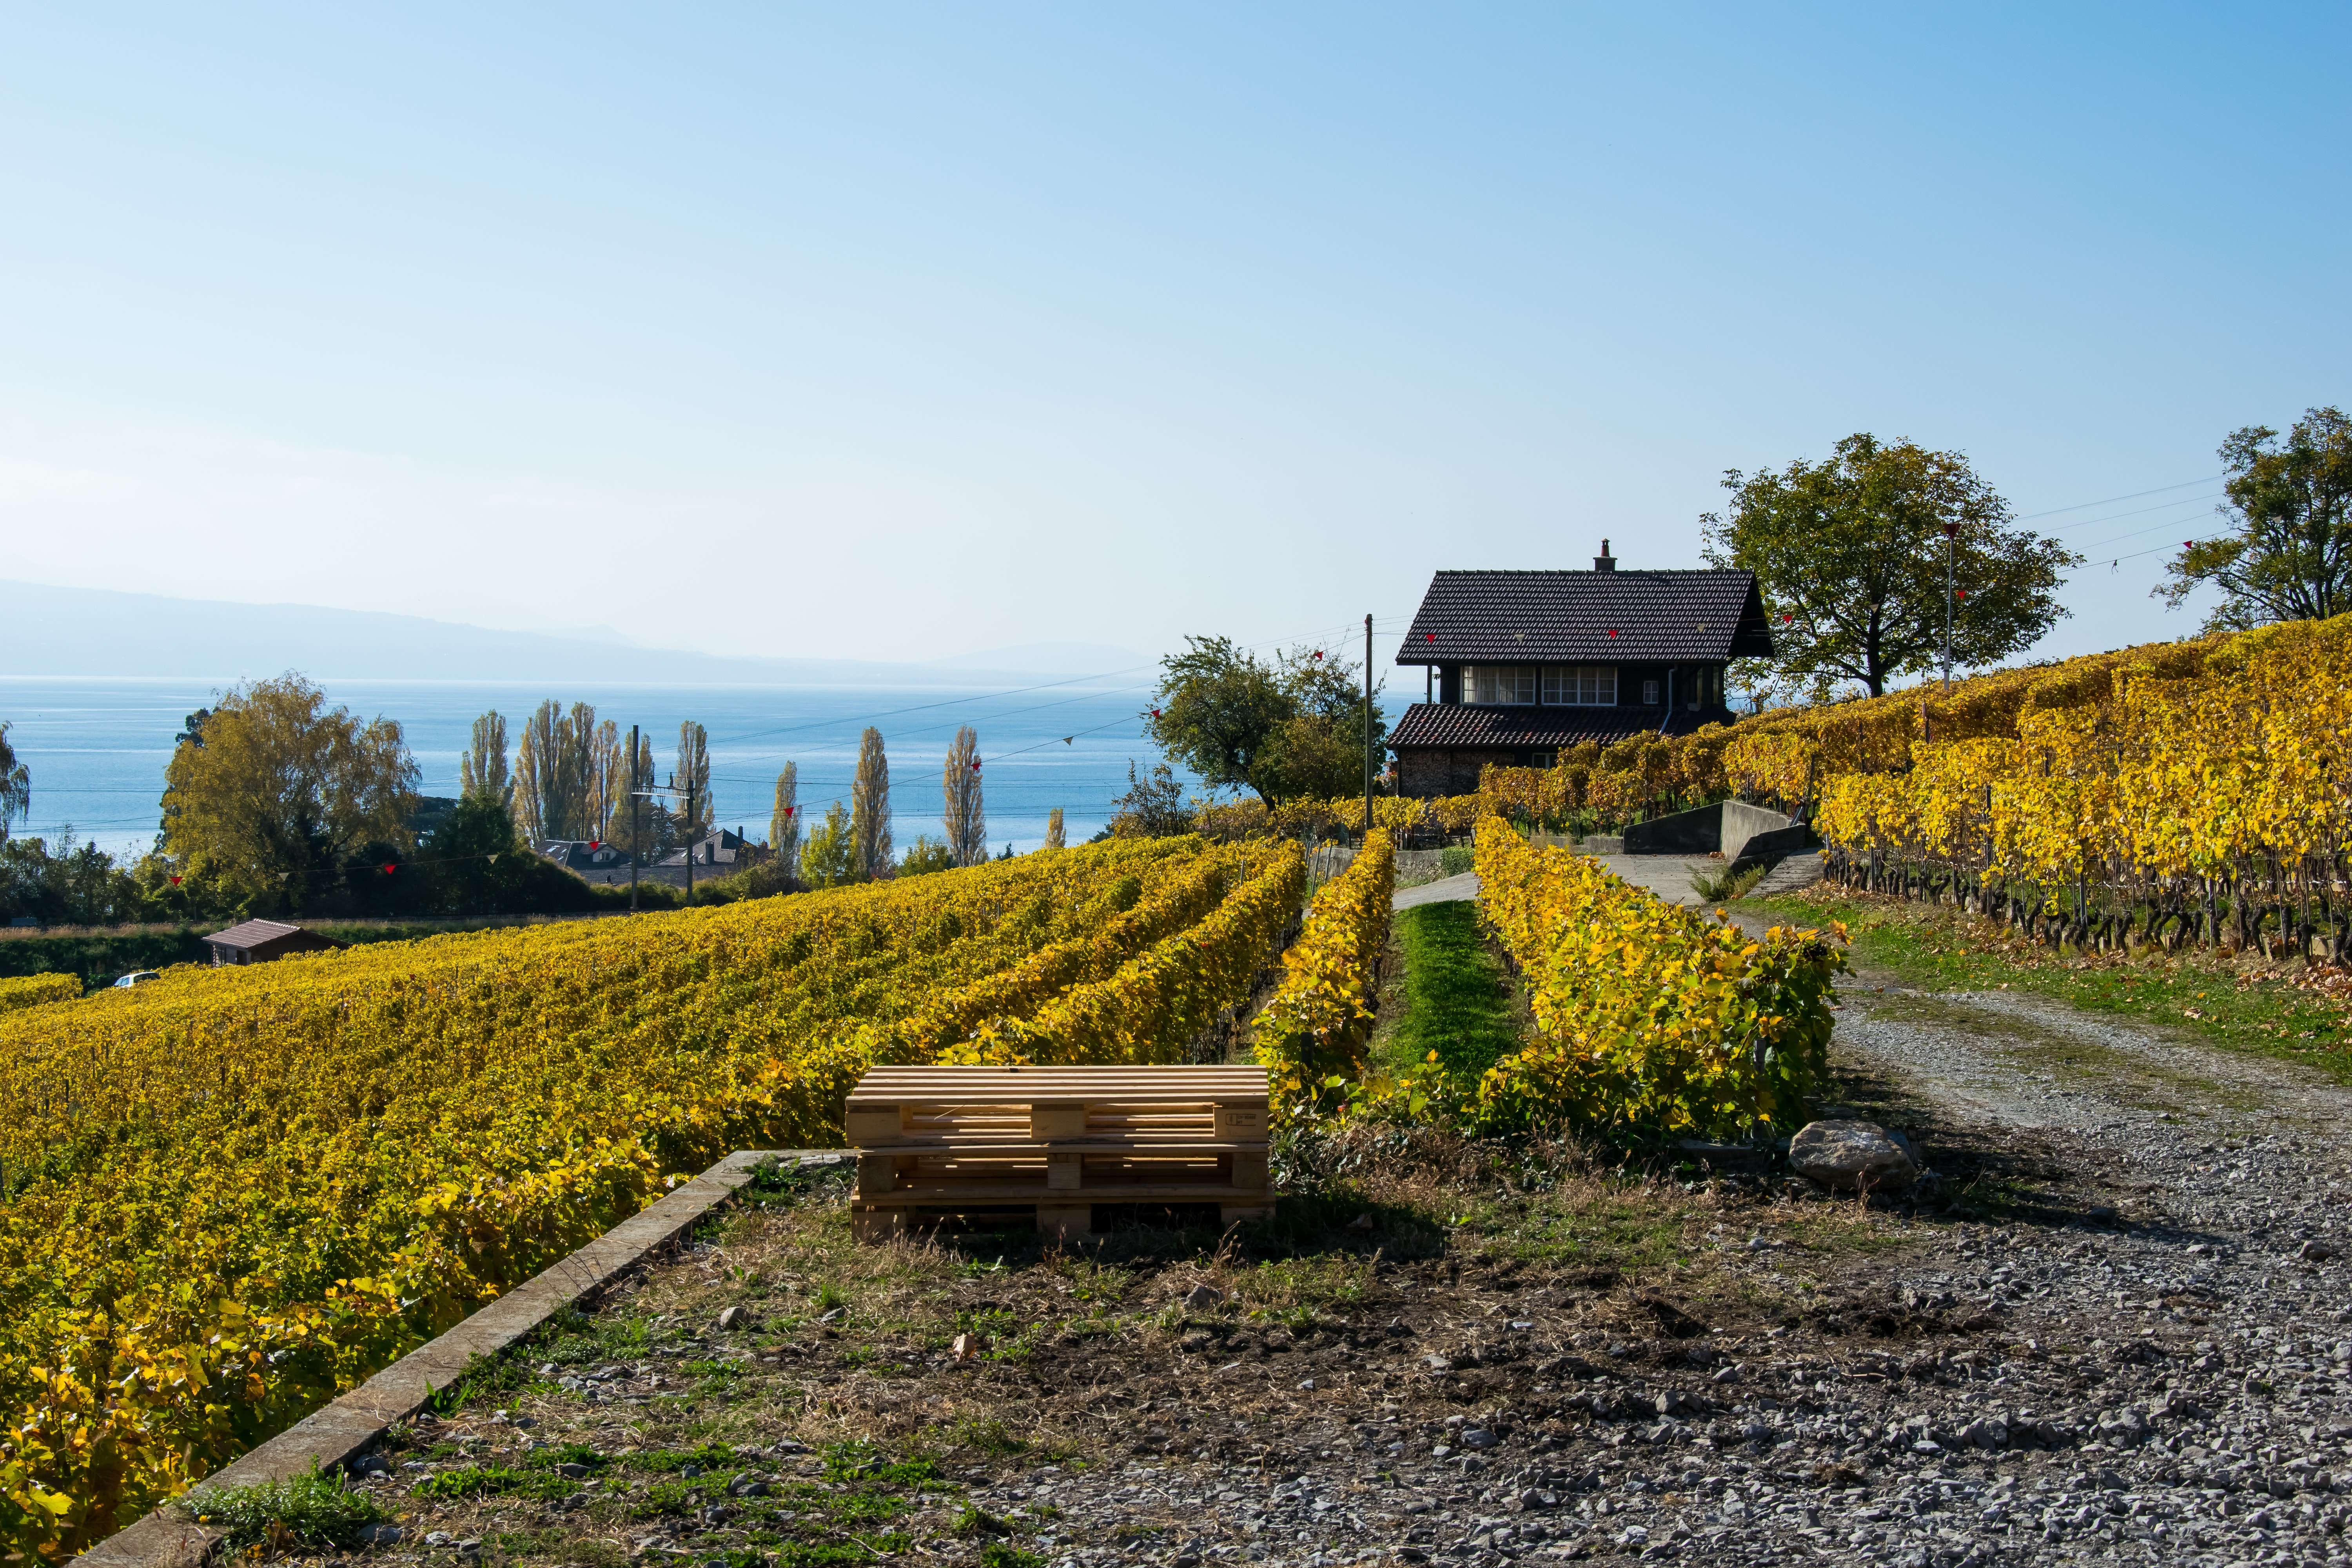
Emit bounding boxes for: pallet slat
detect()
[846,1064,1271,1240]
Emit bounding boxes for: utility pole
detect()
[1942,521,1958,692]
[628,723,639,912]
[684,773,697,905]
[1363,612,1374,844]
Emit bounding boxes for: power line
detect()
[2020,475,2224,524]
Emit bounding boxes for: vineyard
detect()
[0,834,1311,1560]
[0,974,78,1014]
[1471,613,2352,956]
[1461,818,1844,1138]
[1253,829,1396,1115]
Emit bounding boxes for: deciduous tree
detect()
[942,726,986,867]
[673,721,713,841]
[158,673,417,906]
[1145,637,1386,803]
[898,834,955,877]
[460,711,510,805]
[798,800,859,888]
[769,762,800,866]
[1702,433,2079,697]
[0,722,27,842]
[850,727,892,880]
[1109,760,1194,838]
[1044,806,1065,850]
[2160,407,2352,629]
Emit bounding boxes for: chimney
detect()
[1594,539,1616,572]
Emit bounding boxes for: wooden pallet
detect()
[845,1065,1270,1240]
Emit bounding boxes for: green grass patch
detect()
[1753,885,2352,1083]
[1370,900,1527,1086]
[412,1465,579,1502]
[1224,1255,1374,1313]
[1479,1190,1693,1270]
[623,1442,747,1474]
[182,1462,387,1549]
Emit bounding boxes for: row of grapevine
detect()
[1196,793,1483,842]
[0,974,78,1014]
[949,840,1308,1066]
[1809,619,2352,953]
[0,835,1239,1560]
[1252,829,1395,1116]
[1467,817,1845,1137]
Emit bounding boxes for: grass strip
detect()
[1751,884,2352,1083]
[1369,899,1525,1085]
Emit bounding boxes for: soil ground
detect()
[259,859,2352,1568]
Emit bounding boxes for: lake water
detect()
[0,674,1225,862]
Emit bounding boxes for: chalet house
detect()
[537,840,637,887]
[203,918,347,966]
[1388,542,1774,797]
[640,828,768,889]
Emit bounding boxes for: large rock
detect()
[1789,1120,1918,1191]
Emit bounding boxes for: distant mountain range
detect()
[2,582,1151,684]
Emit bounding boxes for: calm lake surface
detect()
[0,675,1223,861]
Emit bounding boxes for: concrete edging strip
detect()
[72,1149,848,1568]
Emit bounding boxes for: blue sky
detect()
[2,5,2344,673]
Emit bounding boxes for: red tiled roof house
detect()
[1388,542,1775,797]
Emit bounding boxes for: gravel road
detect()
[1359,856,2352,1565]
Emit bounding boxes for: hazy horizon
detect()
[4,8,2342,678]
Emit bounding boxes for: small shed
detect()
[203,919,346,967]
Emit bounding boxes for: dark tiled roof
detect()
[1396,569,1774,664]
[1386,702,1722,751]
[539,840,637,872]
[203,918,338,951]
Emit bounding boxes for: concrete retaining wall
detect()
[73,1149,848,1568]
[1621,800,1806,863]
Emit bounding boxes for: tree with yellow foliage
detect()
[158,673,417,907]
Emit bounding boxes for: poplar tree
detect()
[587,719,625,842]
[514,701,612,841]
[770,762,800,866]
[942,725,986,867]
[673,721,713,842]
[459,711,510,806]
[850,726,892,880]
[1044,806,1065,850]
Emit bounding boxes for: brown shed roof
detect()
[203,918,342,952]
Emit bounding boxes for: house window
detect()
[1541,665,1616,706]
[1641,679,1661,706]
[1469,666,1536,704]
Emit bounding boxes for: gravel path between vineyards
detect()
[1390,855,2352,1565]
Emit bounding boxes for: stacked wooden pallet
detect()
[844,1065,1271,1240]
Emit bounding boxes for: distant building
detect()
[1387,543,1775,797]
[203,918,347,967]
[537,840,638,887]
[639,829,768,889]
